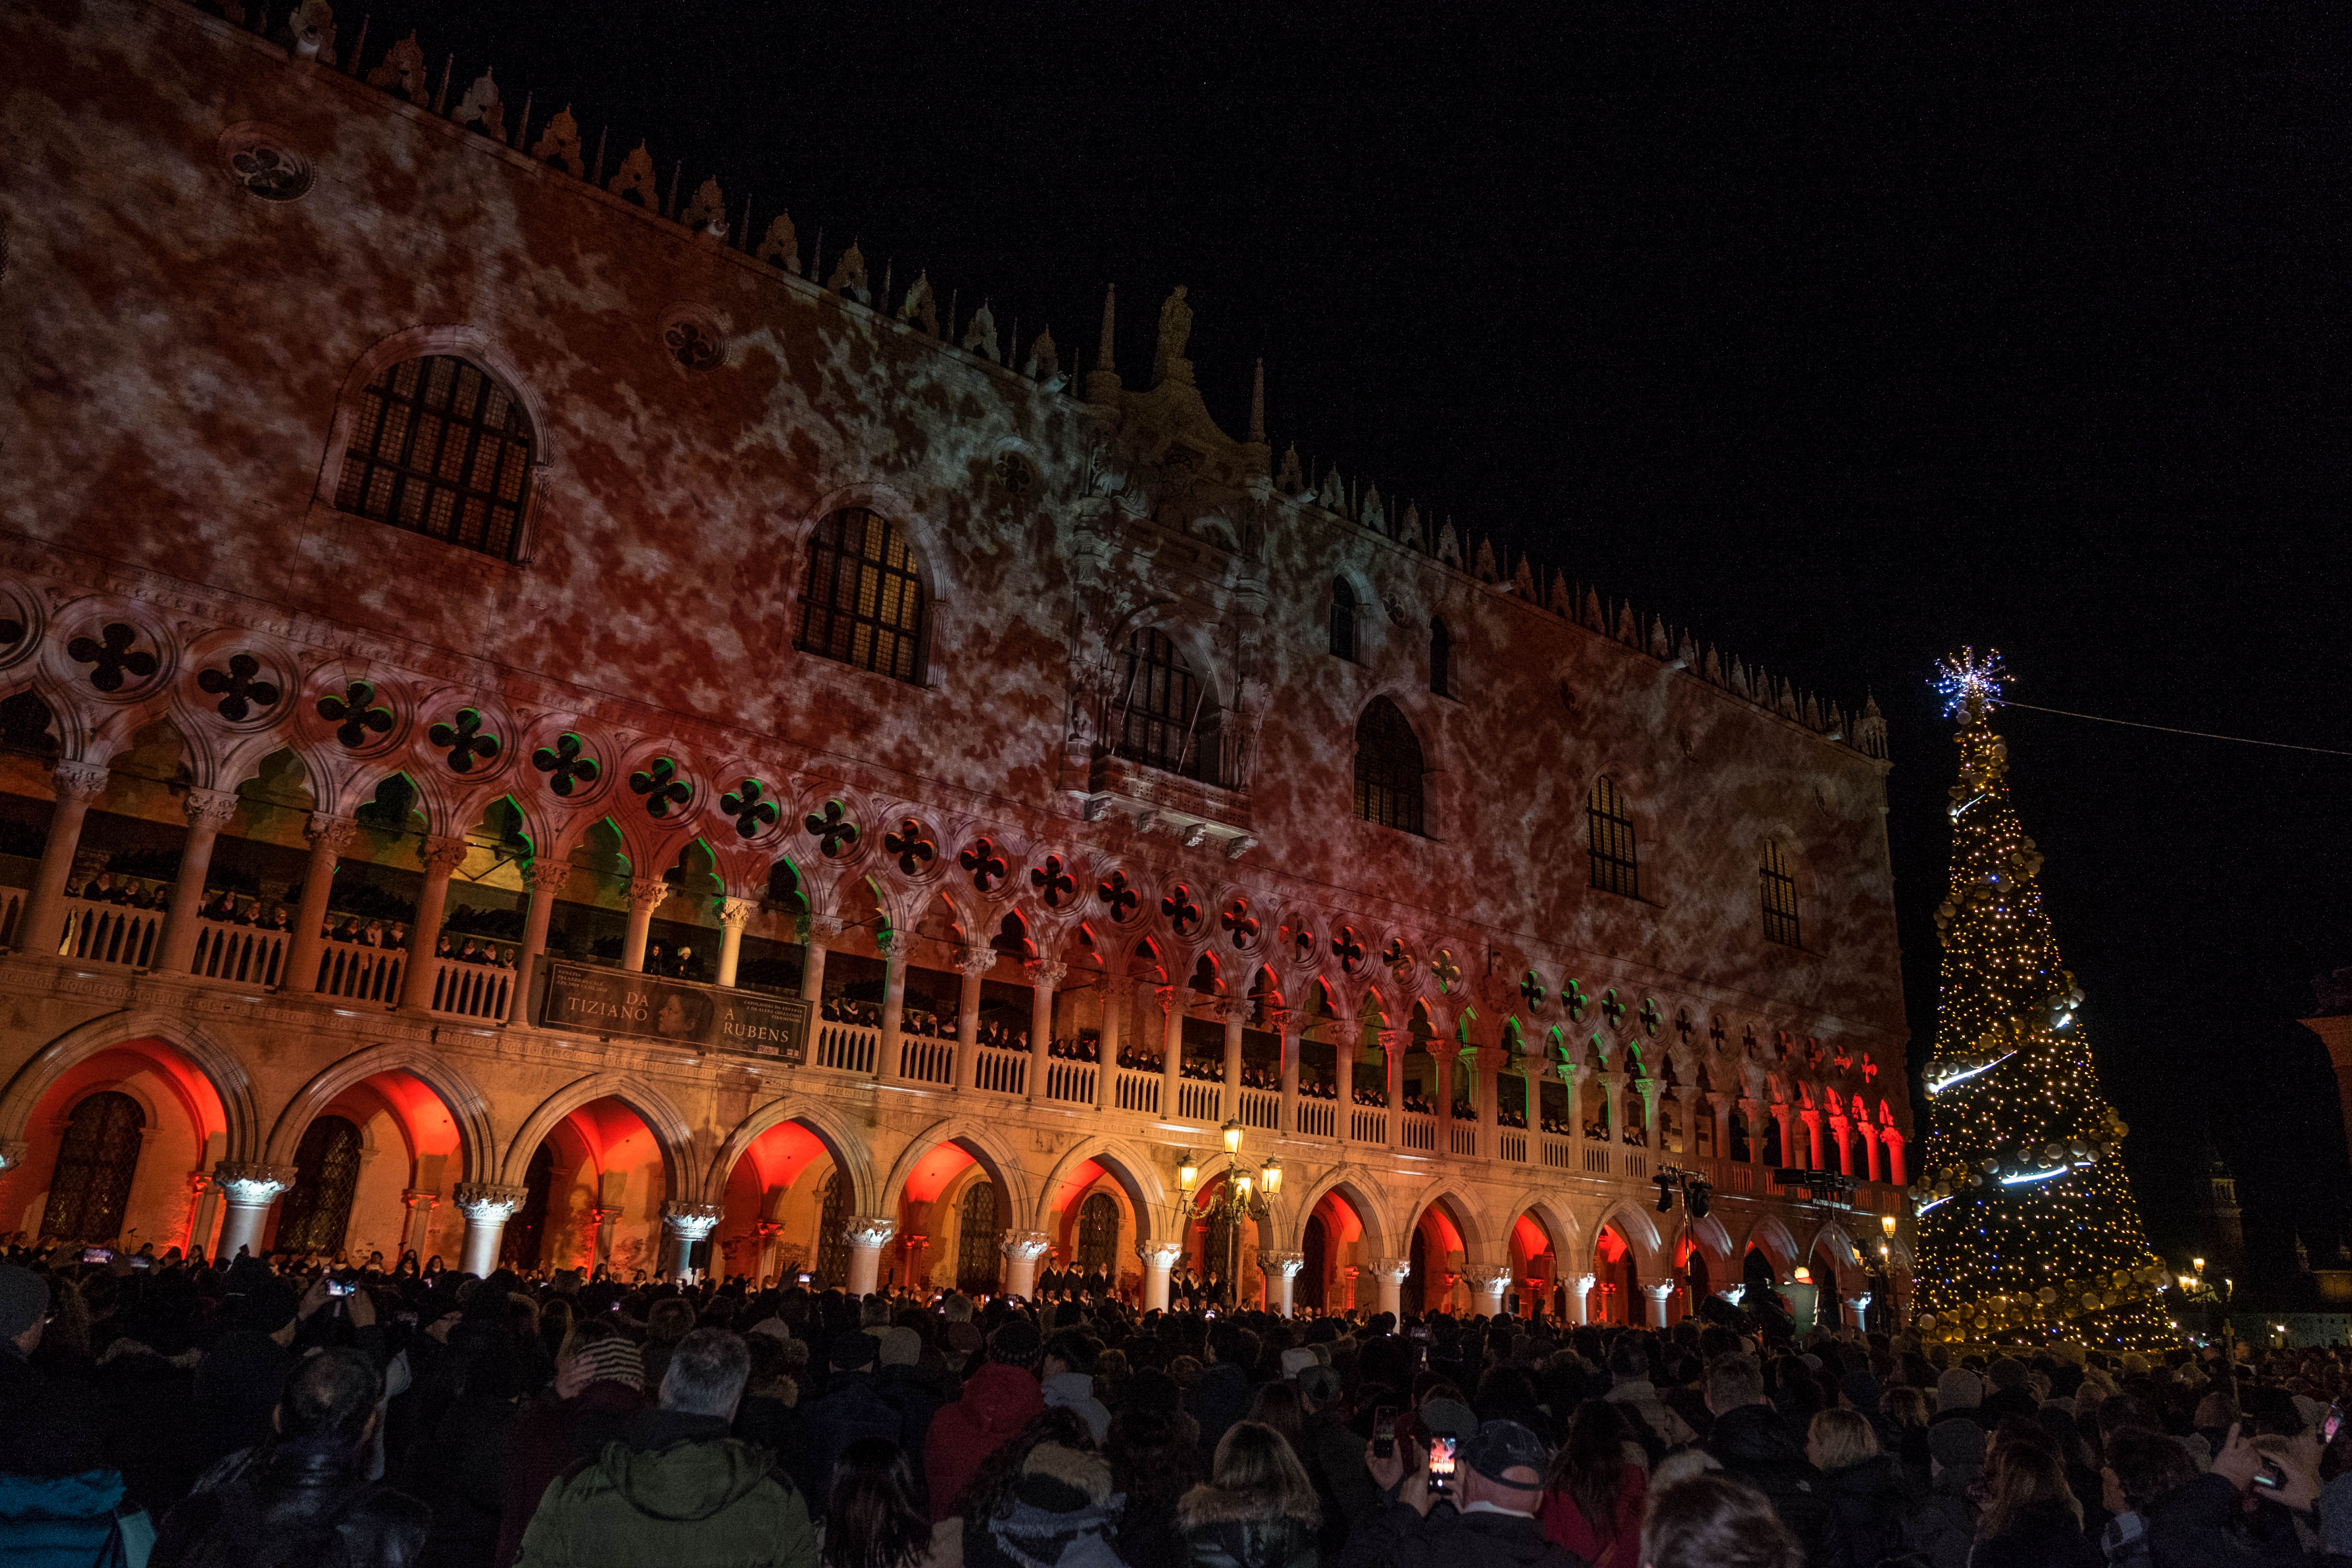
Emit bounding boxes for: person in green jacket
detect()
[517,1327,817,1568]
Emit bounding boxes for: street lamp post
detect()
[1175,1119,1282,1311]
[2174,1257,2237,1374]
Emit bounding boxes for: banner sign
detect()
[542,961,808,1063]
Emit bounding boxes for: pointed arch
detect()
[1036,1137,1172,1247]
[1406,1181,1497,1264]
[880,1117,1031,1234]
[1740,1212,1801,1275]
[262,1042,496,1184]
[1285,1162,1396,1257]
[0,1011,260,1163]
[499,1073,698,1193]
[1590,1198,1665,1274]
[1353,698,1425,833]
[710,1095,880,1214]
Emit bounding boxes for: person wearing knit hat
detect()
[493,1324,651,1568]
[569,1333,648,1393]
[988,1444,1123,1568]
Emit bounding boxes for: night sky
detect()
[336,1,2351,1276]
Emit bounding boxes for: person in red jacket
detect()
[926,1321,1045,1521]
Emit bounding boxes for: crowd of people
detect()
[7,1242,2352,1568]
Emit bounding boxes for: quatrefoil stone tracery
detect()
[961,837,1010,893]
[1030,855,1077,909]
[1096,870,1140,922]
[884,818,937,876]
[628,757,692,819]
[318,681,394,748]
[801,797,858,856]
[427,708,501,773]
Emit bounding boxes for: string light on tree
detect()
[1911,652,2175,1350]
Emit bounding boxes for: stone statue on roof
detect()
[1152,285,1194,387]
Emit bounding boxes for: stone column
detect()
[1842,1293,1874,1329]
[400,836,471,1010]
[1802,1110,1824,1170]
[1141,1239,1185,1311]
[19,762,109,955]
[715,897,754,987]
[1642,1279,1678,1327]
[1566,1272,1597,1325]
[1737,1097,1764,1167]
[1332,1021,1356,1142]
[453,1182,530,1275]
[1278,1019,1301,1134]
[1826,1115,1851,1176]
[1000,1229,1050,1297]
[1026,960,1064,1100]
[754,1219,785,1284]
[1475,1045,1502,1158]
[1717,1284,1748,1310]
[185,1171,220,1259]
[1384,1033,1405,1148]
[1637,1078,1661,1148]
[878,929,913,1084]
[156,787,240,974]
[621,876,668,972]
[660,1200,723,1282]
[1262,1250,1306,1316]
[1095,980,1121,1111]
[1434,1048,1456,1145]
[1466,1263,1511,1318]
[398,1188,440,1260]
[954,948,992,1090]
[1883,1130,1907,1186]
[212,1162,295,1261]
[800,914,842,1005]
[1861,1121,1883,1183]
[1596,1069,1622,1147]
[1222,999,1246,1113]
[282,813,358,993]
[1159,987,1183,1112]
[1369,1257,1411,1319]
[1706,1093,1731,1166]
[841,1216,896,1295]
[510,859,565,1022]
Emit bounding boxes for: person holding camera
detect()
[1341,1417,1581,1568]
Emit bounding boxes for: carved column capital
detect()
[1026,959,1067,990]
[213,1161,298,1206]
[843,1214,898,1250]
[1568,1272,1598,1296]
[1717,1284,1748,1307]
[800,913,845,944]
[956,946,999,978]
[1259,1250,1306,1279]
[1139,1240,1188,1269]
[1640,1280,1679,1302]
[52,761,110,801]
[998,1228,1050,1262]
[1368,1257,1413,1286]
[661,1200,724,1241]
[417,835,471,875]
[452,1181,531,1222]
[719,897,756,931]
[519,857,571,895]
[1842,1293,1874,1315]
[400,1188,442,1213]
[1463,1264,1513,1291]
[876,927,914,960]
[305,812,361,854]
[183,787,240,828]
[626,876,672,914]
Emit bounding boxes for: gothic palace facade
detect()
[0,0,1913,1325]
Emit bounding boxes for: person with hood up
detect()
[928,1321,1048,1522]
[1175,1421,1320,1568]
[1698,1353,1829,1561]
[1042,1330,1112,1444]
[1899,1416,1985,1568]
[987,1443,1127,1568]
[1802,1409,1913,1568]
[514,1327,816,1568]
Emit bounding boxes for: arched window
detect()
[955,1181,1000,1296]
[334,355,535,559]
[815,1171,850,1286]
[1429,617,1451,697]
[1075,1192,1119,1277]
[1329,578,1359,662]
[796,507,928,683]
[1587,776,1639,897]
[1760,839,1800,946]
[39,1090,143,1242]
[1115,628,1221,784]
[1353,698,1425,833]
[276,1115,362,1255]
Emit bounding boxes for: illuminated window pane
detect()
[796,507,928,685]
[334,354,535,562]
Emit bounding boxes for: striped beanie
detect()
[573,1334,647,1391]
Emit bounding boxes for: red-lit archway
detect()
[1592,1221,1640,1324]
[1509,1211,1558,1320]
[0,1035,231,1252]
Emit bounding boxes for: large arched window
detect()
[40,1090,143,1242]
[1329,578,1359,662]
[796,507,928,683]
[1760,839,1801,946]
[1429,617,1451,697]
[1075,1192,1120,1277]
[1353,698,1425,833]
[334,355,535,559]
[955,1181,1000,1296]
[1588,775,1639,897]
[277,1115,362,1255]
[1115,628,1221,784]
[815,1171,850,1286]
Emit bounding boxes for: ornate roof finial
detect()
[1025,326,1060,384]
[1248,357,1265,443]
[962,300,1001,363]
[895,269,937,332]
[756,211,801,275]
[1088,284,1120,405]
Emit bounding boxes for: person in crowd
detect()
[1190,1321,1255,1463]
[497,1324,649,1568]
[2095,1425,2198,1568]
[1638,1473,1804,1568]
[1043,1329,1112,1444]
[986,1442,1124,1568]
[515,1327,815,1568]
[1804,1407,1912,1568]
[799,1329,915,1503]
[1700,1352,1829,1560]
[927,1320,1046,1522]
[1348,1417,1579,1568]
[1901,1415,1985,1568]
[1966,1426,2098,1568]
[1598,1335,1696,1450]
[0,1262,134,1568]
[821,1438,936,1568]
[1175,1420,1320,1568]
[152,1347,428,1568]
[1108,1396,1205,1568]
[1537,1399,1643,1568]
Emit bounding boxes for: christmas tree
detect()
[1912,651,2174,1349]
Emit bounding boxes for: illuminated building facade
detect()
[0,0,1913,1323]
